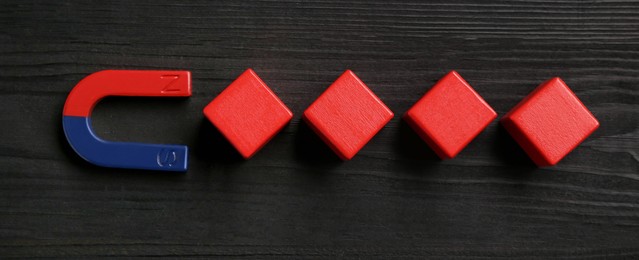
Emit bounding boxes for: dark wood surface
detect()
[1,0,638,258]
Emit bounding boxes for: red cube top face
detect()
[404,71,497,159]
[303,70,394,160]
[203,69,293,159]
[501,78,599,166]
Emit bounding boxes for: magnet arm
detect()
[63,116,188,171]
[63,70,191,117]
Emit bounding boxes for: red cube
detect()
[404,71,497,159]
[501,78,599,166]
[303,70,394,160]
[203,69,293,159]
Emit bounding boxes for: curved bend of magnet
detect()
[62,70,191,172]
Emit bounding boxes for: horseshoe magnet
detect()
[62,70,191,172]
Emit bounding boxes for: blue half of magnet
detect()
[62,116,188,172]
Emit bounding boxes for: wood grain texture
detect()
[0,0,637,258]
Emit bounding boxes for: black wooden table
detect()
[1,1,638,258]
